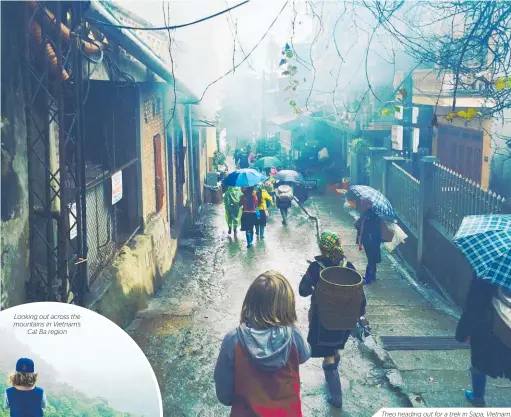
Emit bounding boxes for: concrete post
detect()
[417,156,439,269]
[368,147,390,192]
[382,156,405,197]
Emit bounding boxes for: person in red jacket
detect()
[214,271,311,417]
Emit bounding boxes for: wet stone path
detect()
[127,196,410,416]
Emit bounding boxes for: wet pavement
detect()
[127,196,410,416]
[126,195,511,416]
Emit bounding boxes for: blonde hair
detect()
[240,271,297,329]
[10,372,38,387]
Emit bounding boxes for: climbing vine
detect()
[279,43,302,114]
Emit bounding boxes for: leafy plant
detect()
[350,138,369,154]
[445,107,481,122]
[279,43,302,114]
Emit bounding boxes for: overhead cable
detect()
[193,0,289,104]
[87,0,250,31]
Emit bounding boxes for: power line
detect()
[192,0,289,104]
[88,0,250,31]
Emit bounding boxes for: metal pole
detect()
[23,2,37,301]
[55,1,68,302]
[73,2,88,305]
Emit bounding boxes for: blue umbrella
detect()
[273,170,303,183]
[223,168,267,187]
[347,185,396,220]
[453,214,511,290]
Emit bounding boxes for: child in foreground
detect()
[4,358,47,417]
[214,271,311,416]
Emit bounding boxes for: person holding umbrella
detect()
[274,170,303,226]
[453,214,511,406]
[348,185,396,284]
[223,168,267,247]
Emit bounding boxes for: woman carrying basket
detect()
[299,232,367,409]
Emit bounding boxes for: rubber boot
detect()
[228,226,232,235]
[260,226,265,240]
[255,225,259,236]
[322,362,342,408]
[247,232,253,248]
[466,371,486,407]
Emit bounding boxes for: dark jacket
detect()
[214,324,311,416]
[299,256,366,357]
[456,277,511,379]
[5,387,46,417]
[355,209,382,264]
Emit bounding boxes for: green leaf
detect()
[286,50,294,59]
[380,108,391,116]
[282,71,290,76]
[495,77,506,91]
[289,100,296,107]
[394,106,401,112]
[284,86,292,91]
[507,77,511,88]
[303,78,307,83]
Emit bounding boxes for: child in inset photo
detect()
[4,358,47,416]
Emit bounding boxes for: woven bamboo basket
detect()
[316,266,364,330]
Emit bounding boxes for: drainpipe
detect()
[187,105,196,221]
[82,1,198,104]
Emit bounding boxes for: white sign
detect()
[112,170,123,205]
[69,202,77,240]
[392,125,404,151]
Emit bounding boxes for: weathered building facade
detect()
[0,1,213,326]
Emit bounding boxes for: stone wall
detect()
[1,3,30,308]
[86,214,176,328]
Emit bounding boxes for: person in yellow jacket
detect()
[255,186,274,239]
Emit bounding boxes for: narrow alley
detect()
[126,196,511,416]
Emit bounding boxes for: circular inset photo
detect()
[0,302,162,417]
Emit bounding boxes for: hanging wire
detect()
[87,0,250,31]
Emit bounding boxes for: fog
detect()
[113,0,432,140]
[0,303,161,417]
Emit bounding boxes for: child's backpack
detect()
[276,185,294,202]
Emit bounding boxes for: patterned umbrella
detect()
[254,156,283,169]
[452,214,511,290]
[223,168,267,187]
[347,185,395,219]
[273,170,303,183]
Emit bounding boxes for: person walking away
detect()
[255,186,273,240]
[299,232,367,408]
[354,198,382,284]
[269,168,277,205]
[234,149,241,168]
[455,274,511,407]
[214,271,311,416]
[224,186,243,235]
[4,358,47,417]
[240,187,258,248]
[275,183,294,225]
[239,149,250,169]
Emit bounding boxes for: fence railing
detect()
[431,162,509,237]
[85,175,116,285]
[387,162,420,236]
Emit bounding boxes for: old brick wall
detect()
[139,84,168,226]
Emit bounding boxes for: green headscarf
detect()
[319,232,346,265]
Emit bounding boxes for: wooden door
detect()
[154,134,165,213]
[437,125,482,183]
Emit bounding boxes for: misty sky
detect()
[115,0,422,117]
[0,302,161,417]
